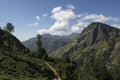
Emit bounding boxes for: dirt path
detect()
[43,61,62,80]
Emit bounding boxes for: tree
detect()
[3,23,14,53]
[4,23,14,33]
[36,34,46,58]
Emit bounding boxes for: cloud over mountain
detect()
[37,5,120,35]
[71,13,119,33]
[38,6,76,35]
[81,14,119,22]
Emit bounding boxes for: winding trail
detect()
[43,61,62,80]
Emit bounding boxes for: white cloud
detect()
[28,16,40,27]
[52,6,62,13]
[37,7,120,35]
[38,6,76,35]
[37,29,66,35]
[28,22,39,26]
[82,14,119,22]
[77,14,84,18]
[33,22,39,26]
[71,14,120,33]
[71,26,81,33]
[112,24,120,29]
[50,7,76,33]
[71,20,89,33]
[36,16,40,21]
[43,13,48,17]
[51,9,76,21]
[66,4,75,10]
[37,29,49,35]
[49,21,68,32]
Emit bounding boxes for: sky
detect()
[0,0,120,41]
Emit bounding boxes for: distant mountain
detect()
[22,33,79,53]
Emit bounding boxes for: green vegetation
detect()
[50,22,120,80]
[0,25,52,80]
[0,22,120,80]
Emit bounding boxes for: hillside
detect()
[1,22,120,80]
[50,22,120,80]
[0,29,26,50]
[50,22,120,61]
[22,33,79,53]
[0,29,55,80]
[0,28,78,80]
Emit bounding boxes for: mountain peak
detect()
[82,22,110,32]
[86,22,120,32]
[80,22,120,45]
[90,22,106,26]
[50,22,120,61]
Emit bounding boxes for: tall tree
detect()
[3,23,14,53]
[36,34,46,58]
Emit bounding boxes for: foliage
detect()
[50,22,120,80]
[0,22,120,80]
[3,23,14,33]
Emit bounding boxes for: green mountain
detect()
[1,22,120,80]
[0,29,55,80]
[50,22,120,80]
[50,22,120,61]
[0,28,79,80]
[0,29,26,50]
[22,33,79,53]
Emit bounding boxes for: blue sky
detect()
[0,0,120,41]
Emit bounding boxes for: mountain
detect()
[1,22,120,80]
[50,22,120,61]
[22,33,79,53]
[0,28,80,80]
[0,29,26,50]
[0,29,56,80]
[50,22,120,79]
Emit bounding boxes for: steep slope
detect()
[0,28,81,80]
[50,22,120,63]
[22,33,79,53]
[0,29,55,80]
[50,22,120,80]
[0,29,26,50]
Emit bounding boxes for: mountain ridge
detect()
[48,22,120,80]
[50,22,120,62]
[22,33,79,53]
[0,22,120,80]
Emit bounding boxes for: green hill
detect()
[0,22,120,80]
[50,22,120,61]
[0,29,54,80]
[0,29,26,50]
[50,22,120,80]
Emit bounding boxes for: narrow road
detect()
[43,61,62,80]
